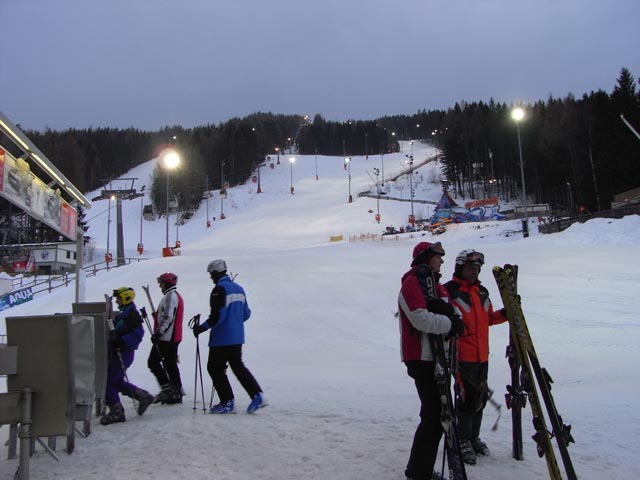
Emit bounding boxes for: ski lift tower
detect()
[92,178,143,266]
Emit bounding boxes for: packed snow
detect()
[1,142,639,479]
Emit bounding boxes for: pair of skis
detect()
[493,265,576,480]
[421,267,467,480]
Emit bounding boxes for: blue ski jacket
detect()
[203,275,251,347]
[112,303,144,351]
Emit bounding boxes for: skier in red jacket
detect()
[444,249,507,465]
[398,242,465,480]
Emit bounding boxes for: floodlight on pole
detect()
[511,107,528,238]
[345,157,352,203]
[160,148,181,251]
[289,156,296,194]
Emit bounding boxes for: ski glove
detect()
[427,298,455,317]
[192,323,208,337]
[151,332,161,343]
[446,314,465,339]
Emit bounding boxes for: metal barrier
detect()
[538,204,640,234]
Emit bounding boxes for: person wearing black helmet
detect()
[149,272,185,405]
[102,286,154,425]
[192,259,267,414]
[444,249,507,465]
[398,242,465,480]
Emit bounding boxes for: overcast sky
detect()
[1,0,638,132]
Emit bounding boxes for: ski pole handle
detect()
[188,314,201,330]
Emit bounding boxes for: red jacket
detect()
[444,276,506,363]
[398,266,455,362]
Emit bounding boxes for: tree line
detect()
[0,67,637,246]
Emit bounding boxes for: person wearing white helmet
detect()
[444,249,507,465]
[192,259,267,414]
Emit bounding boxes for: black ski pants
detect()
[207,344,262,404]
[405,360,443,480]
[455,361,489,440]
[148,341,182,390]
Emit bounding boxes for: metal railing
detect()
[538,204,640,234]
[8,257,148,296]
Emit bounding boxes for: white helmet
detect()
[207,259,227,274]
[455,249,484,266]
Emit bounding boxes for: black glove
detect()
[151,332,161,343]
[109,331,124,349]
[192,323,207,337]
[427,299,455,317]
[446,314,465,339]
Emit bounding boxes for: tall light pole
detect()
[365,132,368,159]
[345,156,352,203]
[315,148,319,180]
[407,141,415,226]
[289,156,296,194]
[275,147,280,165]
[373,167,381,223]
[220,160,226,219]
[488,148,496,197]
[138,185,145,254]
[380,152,385,192]
[106,195,113,267]
[511,107,528,238]
[160,148,181,251]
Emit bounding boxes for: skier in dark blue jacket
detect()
[101,286,154,425]
[193,259,267,414]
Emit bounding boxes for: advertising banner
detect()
[0,287,34,311]
[0,147,77,240]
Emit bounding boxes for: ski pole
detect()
[188,314,206,413]
[140,306,172,385]
[487,388,503,431]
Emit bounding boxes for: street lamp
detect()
[406,141,415,226]
[345,156,352,203]
[160,148,181,251]
[315,148,319,180]
[138,185,145,254]
[275,147,280,165]
[373,167,381,223]
[289,156,296,194]
[511,107,528,238]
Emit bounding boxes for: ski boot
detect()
[247,392,268,414]
[209,399,236,414]
[459,438,477,465]
[100,403,126,425]
[471,437,491,456]
[133,387,154,415]
[154,384,173,404]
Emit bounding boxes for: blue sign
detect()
[0,287,34,311]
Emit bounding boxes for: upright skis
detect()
[494,265,576,480]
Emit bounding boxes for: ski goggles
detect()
[463,251,485,265]
[424,242,445,256]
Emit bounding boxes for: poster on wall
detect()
[0,147,77,240]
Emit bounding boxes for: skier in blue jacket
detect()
[101,287,154,425]
[193,259,267,414]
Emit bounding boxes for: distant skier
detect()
[398,242,465,480]
[444,249,507,465]
[192,259,267,414]
[148,272,184,404]
[102,286,154,425]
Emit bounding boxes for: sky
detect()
[1,0,639,131]
[1,142,639,479]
